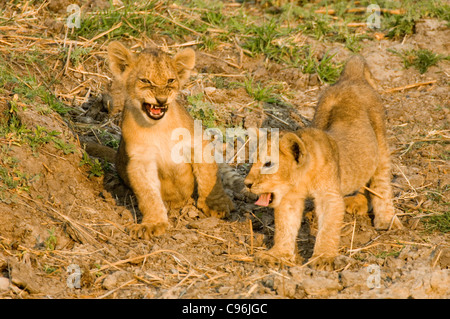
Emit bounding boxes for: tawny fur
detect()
[245,55,402,269]
[107,42,234,239]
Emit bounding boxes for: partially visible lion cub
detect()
[107,42,234,239]
[245,55,402,269]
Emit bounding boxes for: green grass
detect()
[301,48,343,84]
[423,211,450,233]
[389,48,448,74]
[80,152,105,178]
[97,129,120,150]
[383,0,450,38]
[0,62,70,116]
[187,93,218,128]
[43,265,59,274]
[420,185,450,233]
[242,78,281,104]
[45,228,57,251]
[375,248,403,259]
[0,146,39,198]
[75,1,161,40]
[1,98,76,157]
[59,46,92,68]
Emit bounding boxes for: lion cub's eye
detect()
[167,78,176,85]
[140,78,152,85]
[263,161,273,168]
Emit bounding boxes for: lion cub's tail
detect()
[81,140,117,163]
[339,55,377,90]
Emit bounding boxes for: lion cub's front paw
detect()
[198,196,234,219]
[255,249,295,266]
[128,221,169,240]
[374,215,403,230]
[308,255,335,271]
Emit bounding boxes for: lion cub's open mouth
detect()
[255,193,273,207]
[143,102,168,120]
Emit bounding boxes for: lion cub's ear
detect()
[108,41,134,77]
[280,133,306,164]
[173,48,195,87]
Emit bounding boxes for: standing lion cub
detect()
[245,55,402,269]
[108,42,234,239]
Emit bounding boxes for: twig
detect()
[384,80,437,93]
[63,43,72,75]
[347,22,368,28]
[394,164,418,196]
[199,73,246,78]
[165,40,203,48]
[154,12,201,36]
[249,219,254,255]
[347,243,382,253]
[299,254,323,268]
[265,111,290,126]
[87,22,123,43]
[349,218,357,257]
[201,52,241,69]
[315,7,405,15]
[227,138,250,164]
[363,185,384,199]
[195,230,227,242]
[96,279,136,299]
[67,67,112,80]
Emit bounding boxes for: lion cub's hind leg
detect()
[344,188,369,216]
[369,156,403,230]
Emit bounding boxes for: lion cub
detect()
[108,42,234,239]
[245,55,402,268]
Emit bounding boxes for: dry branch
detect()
[384,80,437,93]
[315,7,405,15]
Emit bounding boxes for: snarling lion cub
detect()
[107,42,234,239]
[245,55,402,269]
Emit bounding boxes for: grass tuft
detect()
[389,48,448,74]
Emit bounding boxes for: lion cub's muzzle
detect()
[245,181,274,207]
[142,99,168,120]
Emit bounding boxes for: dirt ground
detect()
[0,1,449,299]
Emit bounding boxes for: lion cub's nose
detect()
[156,96,167,105]
[244,181,253,189]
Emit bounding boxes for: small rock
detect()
[0,277,10,291]
[308,73,320,86]
[430,270,450,295]
[334,255,355,270]
[273,275,304,298]
[187,208,199,218]
[102,271,133,290]
[204,87,216,94]
[385,256,405,269]
[187,217,220,230]
[288,266,311,282]
[340,270,368,289]
[9,259,40,294]
[302,276,342,296]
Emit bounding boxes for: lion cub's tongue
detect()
[255,193,271,207]
[151,107,162,115]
